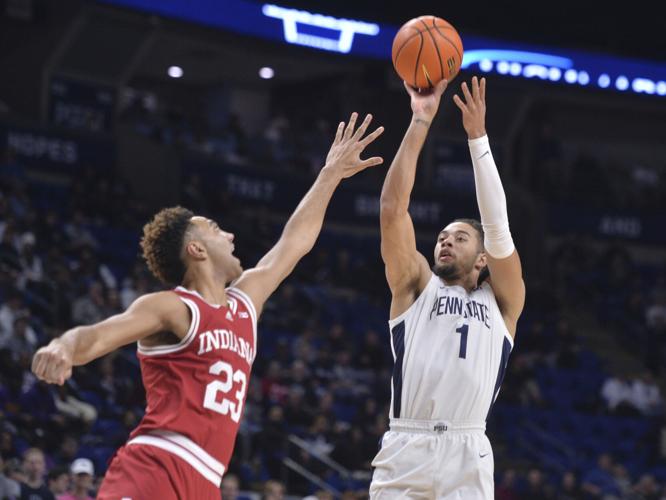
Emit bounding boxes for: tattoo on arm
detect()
[414,118,431,127]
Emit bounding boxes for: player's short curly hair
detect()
[140,206,194,285]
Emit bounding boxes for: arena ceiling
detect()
[1,0,664,101]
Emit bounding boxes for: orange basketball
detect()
[392,15,464,89]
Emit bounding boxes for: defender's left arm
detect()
[233,113,384,316]
[453,77,525,335]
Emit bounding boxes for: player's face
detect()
[432,222,483,280]
[190,216,243,279]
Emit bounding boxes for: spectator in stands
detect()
[18,381,66,447]
[316,391,336,424]
[5,313,38,360]
[0,427,18,463]
[612,463,632,497]
[19,448,54,500]
[58,458,94,500]
[104,289,122,318]
[357,329,386,372]
[288,359,317,405]
[626,474,660,500]
[53,384,98,427]
[74,247,116,291]
[304,414,333,457]
[71,282,105,326]
[504,356,544,408]
[291,326,318,365]
[51,437,79,468]
[0,293,26,347]
[255,406,286,478]
[261,480,285,500]
[63,212,98,251]
[581,453,621,498]
[0,452,21,500]
[645,291,666,373]
[521,468,553,499]
[354,398,378,435]
[17,233,43,290]
[630,371,664,416]
[262,361,288,405]
[283,386,312,428]
[330,426,368,471]
[495,469,519,500]
[46,466,69,497]
[559,471,583,500]
[221,473,239,500]
[601,372,636,415]
[0,222,21,275]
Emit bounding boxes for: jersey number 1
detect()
[203,360,247,423]
[456,324,468,359]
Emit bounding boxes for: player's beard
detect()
[433,255,477,282]
[432,261,462,281]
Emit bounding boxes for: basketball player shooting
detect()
[31,113,383,500]
[370,76,525,499]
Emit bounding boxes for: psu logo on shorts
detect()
[434,423,448,433]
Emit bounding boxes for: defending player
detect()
[32,113,384,500]
[371,76,525,499]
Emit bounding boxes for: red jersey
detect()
[126,285,257,487]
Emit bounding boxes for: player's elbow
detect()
[380,198,404,222]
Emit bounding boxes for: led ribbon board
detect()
[98,0,666,96]
[261,4,379,54]
[460,39,666,96]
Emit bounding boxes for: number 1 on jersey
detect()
[456,324,468,359]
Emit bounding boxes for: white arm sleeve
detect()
[468,135,515,259]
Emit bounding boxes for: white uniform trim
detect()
[148,430,226,475]
[226,287,258,354]
[127,432,225,487]
[174,286,222,308]
[387,278,442,328]
[390,418,485,434]
[137,297,200,355]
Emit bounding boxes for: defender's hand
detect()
[324,113,384,180]
[32,339,74,385]
[453,76,487,139]
[404,79,448,123]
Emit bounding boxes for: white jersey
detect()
[388,273,513,423]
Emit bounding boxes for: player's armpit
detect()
[486,250,525,337]
[71,291,190,365]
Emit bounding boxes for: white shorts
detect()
[369,419,494,500]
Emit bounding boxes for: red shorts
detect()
[97,444,221,500]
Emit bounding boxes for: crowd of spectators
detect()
[2,112,666,499]
[530,122,666,212]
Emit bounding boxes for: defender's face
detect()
[433,222,482,279]
[190,216,243,279]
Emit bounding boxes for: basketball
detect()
[392,15,464,89]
